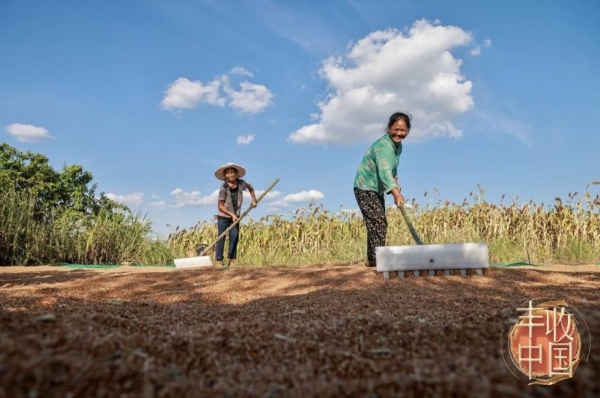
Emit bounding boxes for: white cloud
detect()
[231,66,253,77]
[269,189,324,208]
[237,134,255,145]
[105,192,144,207]
[6,123,53,143]
[160,77,225,110]
[222,78,274,114]
[470,38,492,57]
[288,19,475,145]
[244,190,281,201]
[161,73,273,115]
[168,188,218,208]
[152,188,278,210]
[284,190,325,203]
[337,208,361,217]
[469,46,481,57]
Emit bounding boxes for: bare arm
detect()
[246,182,258,207]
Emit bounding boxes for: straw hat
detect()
[214,162,246,181]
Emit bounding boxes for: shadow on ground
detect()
[0,264,599,397]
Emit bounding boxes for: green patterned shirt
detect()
[353,132,402,195]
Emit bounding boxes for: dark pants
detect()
[215,216,240,261]
[354,188,387,262]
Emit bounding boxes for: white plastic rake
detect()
[376,205,489,279]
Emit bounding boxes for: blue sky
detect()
[2,0,599,237]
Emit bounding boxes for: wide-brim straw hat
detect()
[214,162,246,181]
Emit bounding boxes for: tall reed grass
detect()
[0,188,173,266]
[168,183,600,266]
[2,184,599,267]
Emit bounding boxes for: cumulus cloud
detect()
[151,186,322,213]
[469,46,481,57]
[105,192,144,207]
[237,134,255,145]
[244,190,281,201]
[337,208,361,217]
[284,190,325,203]
[288,19,476,145]
[150,188,281,210]
[6,123,53,143]
[161,70,273,114]
[269,190,324,209]
[470,38,492,57]
[160,78,225,110]
[231,66,253,77]
[222,77,274,114]
[168,188,218,208]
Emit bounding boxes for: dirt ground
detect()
[1,263,599,398]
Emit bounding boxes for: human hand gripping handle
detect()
[393,190,405,208]
[392,178,405,208]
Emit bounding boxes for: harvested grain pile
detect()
[1,264,599,397]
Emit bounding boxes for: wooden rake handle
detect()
[400,205,425,245]
[200,178,280,255]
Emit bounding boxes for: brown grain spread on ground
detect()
[1,264,599,397]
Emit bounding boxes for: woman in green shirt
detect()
[353,112,411,267]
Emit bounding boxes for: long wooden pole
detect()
[199,178,280,256]
[400,206,425,245]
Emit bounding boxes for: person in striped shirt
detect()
[214,162,258,266]
[353,112,411,267]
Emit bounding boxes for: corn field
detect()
[168,183,600,266]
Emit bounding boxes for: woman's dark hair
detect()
[387,112,412,131]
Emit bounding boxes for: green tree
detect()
[0,142,124,218]
[1,143,148,265]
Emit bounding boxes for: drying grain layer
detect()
[1,264,599,398]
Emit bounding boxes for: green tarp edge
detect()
[490,262,537,268]
[492,262,600,268]
[58,264,176,269]
[57,262,599,269]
